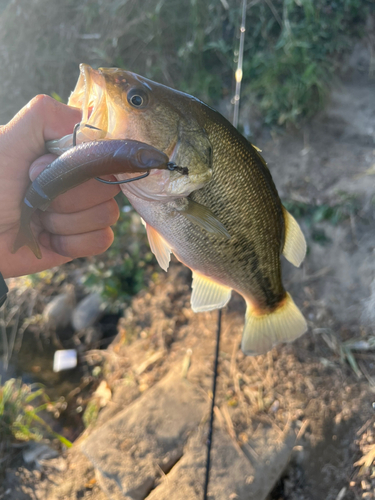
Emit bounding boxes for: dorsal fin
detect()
[251,143,269,170]
[191,271,231,312]
[145,222,171,272]
[282,207,306,267]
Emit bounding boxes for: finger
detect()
[29,153,120,214]
[39,199,120,235]
[29,154,57,180]
[39,227,115,258]
[1,95,81,164]
[48,178,120,214]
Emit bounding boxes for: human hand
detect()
[0,95,120,279]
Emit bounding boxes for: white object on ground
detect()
[53,349,77,372]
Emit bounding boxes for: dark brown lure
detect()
[12,139,170,258]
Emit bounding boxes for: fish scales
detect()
[48,64,308,355]
[127,104,286,312]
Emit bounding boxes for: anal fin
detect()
[191,271,231,312]
[145,223,171,272]
[241,293,307,356]
[282,207,306,267]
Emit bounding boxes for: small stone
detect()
[72,293,106,331]
[270,400,280,413]
[43,284,75,330]
[23,443,59,468]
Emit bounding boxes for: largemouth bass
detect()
[12,139,170,259]
[50,64,307,355]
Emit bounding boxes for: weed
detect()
[284,193,360,226]
[283,193,361,245]
[0,378,71,447]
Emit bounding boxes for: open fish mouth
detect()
[47,64,113,154]
[46,64,209,201]
[69,64,108,136]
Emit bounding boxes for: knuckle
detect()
[106,200,120,225]
[29,94,53,112]
[40,212,58,234]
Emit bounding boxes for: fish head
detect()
[67,64,213,201]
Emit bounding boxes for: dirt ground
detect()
[2,60,375,498]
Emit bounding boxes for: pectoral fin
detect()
[191,271,232,312]
[145,222,171,272]
[178,199,231,239]
[282,207,306,267]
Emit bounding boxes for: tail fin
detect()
[241,293,307,356]
[12,224,42,259]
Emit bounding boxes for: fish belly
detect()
[123,188,285,314]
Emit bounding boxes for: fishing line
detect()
[72,122,102,146]
[72,122,187,185]
[95,161,186,185]
[203,308,222,500]
[95,172,150,185]
[203,1,247,498]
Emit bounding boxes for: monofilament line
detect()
[203,308,222,500]
[203,0,247,496]
[233,0,247,129]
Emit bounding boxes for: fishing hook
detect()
[72,122,103,146]
[72,122,188,186]
[95,171,150,185]
[95,161,188,186]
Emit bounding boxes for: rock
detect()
[42,284,75,330]
[81,368,296,500]
[72,293,106,331]
[147,425,295,500]
[81,368,206,500]
[23,443,59,469]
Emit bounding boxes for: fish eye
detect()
[127,88,148,108]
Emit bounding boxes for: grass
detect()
[283,193,361,244]
[0,378,71,448]
[108,0,374,127]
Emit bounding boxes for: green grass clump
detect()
[0,379,71,447]
[106,0,374,127]
[283,193,361,244]
[284,193,360,226]
[242,0,373,126]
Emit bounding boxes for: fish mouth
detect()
[47,64,113,154]
[68,64,110,142]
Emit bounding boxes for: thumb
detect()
[0,95,81,165]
